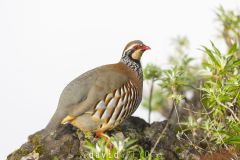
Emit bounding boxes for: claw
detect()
[95,131,113,150]
[61,115,75,124]
[95,131,110,141]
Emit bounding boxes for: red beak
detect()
[142,45,151,51]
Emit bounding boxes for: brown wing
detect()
[61,63,133,123]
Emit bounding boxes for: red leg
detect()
[95,131,104,138]
[95,131,113,149]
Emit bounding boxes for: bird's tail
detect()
[44,108,66,134]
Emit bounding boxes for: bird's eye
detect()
[133,45,141,50]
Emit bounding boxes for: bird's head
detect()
[121,40,151,62]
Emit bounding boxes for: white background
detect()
[0,0,239,159]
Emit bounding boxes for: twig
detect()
[150,100,175,155]
[223,28,233,49]
[148,78,155,123]
[216,99,240,122]
[182,106,214,115]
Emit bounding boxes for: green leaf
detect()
[225,136,240,144]
[202,46,221,67]
[231,124,240,132]
[228,43,238,55]
[211,41,221,57]
[232,59,240,67]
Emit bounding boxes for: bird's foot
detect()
[61,115,75,124]
[95,131,113,150]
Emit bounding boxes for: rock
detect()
[7,116,178,160]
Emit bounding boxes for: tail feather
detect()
[44,109,66,134]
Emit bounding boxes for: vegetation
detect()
[85,6,240,159]
[84,135,163,160]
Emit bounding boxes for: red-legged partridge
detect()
[45,40,150,134]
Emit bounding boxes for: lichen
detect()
[8,148,30,160]
[29,134,41,146]
[21,151,39,160]
[52,156,59,160]
[34,144,43,155]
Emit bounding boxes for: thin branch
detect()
[183,106,214,115]
[223,28,233,49]
[215,98,240,122]
[148,78,155,124]
[150,100,175,155]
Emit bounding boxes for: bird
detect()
[45,40,150,136]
